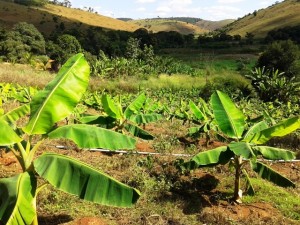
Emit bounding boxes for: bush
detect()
[256,40,300,80]
[246,67,300,103]
[0,22,45,63]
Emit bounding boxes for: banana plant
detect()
[0,54,140,225]
[79,93,163,140]
[188,98,222,146]
[186,90,299,203]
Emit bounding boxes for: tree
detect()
[256,40,300,79]
[245,32,254,45]
[14,0,48,6]
[125,37,141,59]
[12,22,45,54]
[56,34,82,63]
[0,22,45,63]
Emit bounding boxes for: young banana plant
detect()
[0,54,140,225]
[79,92,163,140]
[186,90,299,203]
[188,98,221,146]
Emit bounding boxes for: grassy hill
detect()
[129,18,234,35]
[129,19,208,35]
[196,19,235,31]
[0,1,141,35]
[226,0,300,38]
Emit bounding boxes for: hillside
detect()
[0,1,141,35]
[129,17,234,35]
[196,19,235,31]
[129,19,208,35]
[226,0,300,38]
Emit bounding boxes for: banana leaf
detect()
[23,53,90,135]
[79,115,116,128]
[34,153,140,207]
[124,124,154,140]
[189,100,205,121]
[129,113,163,125]
[242,169,255,196]
[251,161,295,188]
[48,124,136,150]
[0,104,30,126]
[254,146,295,161]
[124,93,146,119]
[0,119,21,146]
[228,142,254,159]
[0,172,36,225]
[243,121,268,142]
[249,117,300,144]
[101,94,122,119]
[190,146,234,168]
[210,91,245,139]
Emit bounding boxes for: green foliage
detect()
[187,90,299,203]
[55,34,82,64]
[256,40,300,79]
[80,92,162,140]
[246,67,300,102]
[0,22,45,63]
[0,54,140,225]
[90,48,196,78]
[14,0,48,6]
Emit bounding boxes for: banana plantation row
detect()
[0,54,299,225]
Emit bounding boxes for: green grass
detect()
[243,178,300,220]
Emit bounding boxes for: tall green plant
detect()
[0,54,140,225]
[187,90,299,203]
[80,93,163,140]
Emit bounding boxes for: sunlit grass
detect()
[243,178,300,220]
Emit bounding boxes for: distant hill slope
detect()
[129,18,234,35]
[226,0,300,38]
[0,1,141,35]
[130,19,208,35]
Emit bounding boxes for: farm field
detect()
[0,52,299,225]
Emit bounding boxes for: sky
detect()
[68,0,284,21]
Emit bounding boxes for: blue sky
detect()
[69,0,283,21]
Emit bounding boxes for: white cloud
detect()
[137,7,146,12]
[136,0,156,3]
[217,0,244,3]
[155,0,194,17]
[204,5,241,20]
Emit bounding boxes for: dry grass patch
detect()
[228,0,300,38]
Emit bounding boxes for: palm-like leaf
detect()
[129,114,163,125]
[228,142,254,159]
[248,117,300,144]
[0,172,36,225]
[34,153,140,207]
[23,53,90,135]
[191,146,234,168]
[101,94,122,119]
[124,124,154,140]
[0,119,21,145]
[189,100,205,120]
[124,93,146,119]
[243,121,268,142]
[254,146,295,160]
[211,91,245,139]
[243,169,255,196]
[251,161,295,188]
[48,124,136,150]
[0,104,30,126]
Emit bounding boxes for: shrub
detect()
[246,67,300,103]
[256,40,300,80]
